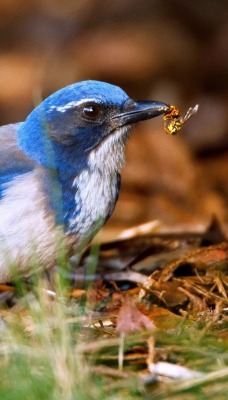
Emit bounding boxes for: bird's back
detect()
[0,124,34,196]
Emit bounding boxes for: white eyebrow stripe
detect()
[49,98,101,113]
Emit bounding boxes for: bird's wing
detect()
[0,123,35,198]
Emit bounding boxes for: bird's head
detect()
[18,80,168,174]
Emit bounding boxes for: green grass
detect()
[0,274,98,400]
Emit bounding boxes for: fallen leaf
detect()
[116,296,155,334]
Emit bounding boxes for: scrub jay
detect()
[0,80,168,282]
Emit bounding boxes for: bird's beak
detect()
[112,100,169,127]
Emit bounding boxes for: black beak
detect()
[112,100,169,127]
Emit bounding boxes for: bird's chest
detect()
[65,169,119,241]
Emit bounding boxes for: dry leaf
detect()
[116,296,155,334]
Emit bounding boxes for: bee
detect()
[163,104,199,135]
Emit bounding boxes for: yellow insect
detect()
[163,104,199,135]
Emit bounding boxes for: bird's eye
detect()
[81,103,102,120]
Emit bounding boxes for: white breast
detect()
[67,126,130,243]
[68,168,118,239]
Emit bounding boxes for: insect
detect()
[163,104,199,135]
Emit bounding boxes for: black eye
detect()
[81,103,102,120]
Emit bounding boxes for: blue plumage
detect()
[18,81,129,168]
[0,80,168,282]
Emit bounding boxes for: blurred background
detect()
[0,0,228,238]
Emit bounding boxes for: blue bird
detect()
[0,80,168,282]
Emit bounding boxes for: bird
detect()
[0,80,169,283]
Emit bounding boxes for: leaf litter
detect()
[1,216,228,399]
